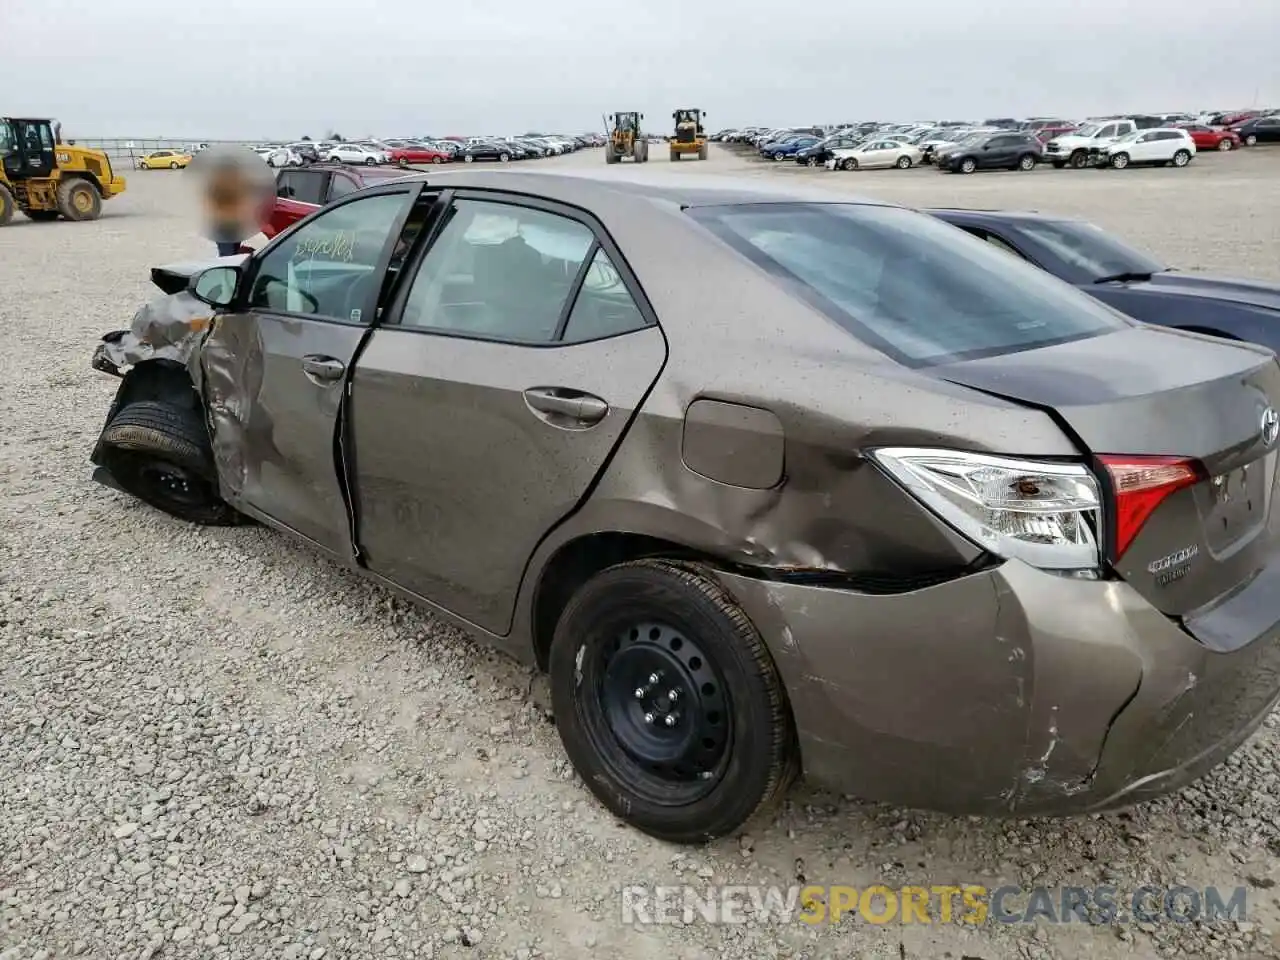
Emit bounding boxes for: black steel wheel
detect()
[549,559,796,843]
[98,400,244,526]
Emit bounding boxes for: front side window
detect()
[399,199,594,341]
[248,192,410,321]
[689,203,1131,367]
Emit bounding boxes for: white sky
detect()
[1,0,1275,138]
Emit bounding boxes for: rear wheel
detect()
[1017,153,1037,171]
[98,401,243,526]
[772,151,785,161]
[1172,149,1191,167]
[1217,138,1234,151]
[896,155,912,169]
[549,560,797,843]
[959,157,977,174]
[169,161,180,169]
[0,183,13,226]
[1244,134,1258,147]
[56,178,102,221]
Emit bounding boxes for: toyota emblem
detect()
[1262,406,1280,448]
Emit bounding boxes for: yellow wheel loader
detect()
[604,112,649,164]
[0,118,127,226]
[670,108,708,161]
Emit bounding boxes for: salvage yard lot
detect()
[2,145,1280,960]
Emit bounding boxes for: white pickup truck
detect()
[1043,119,1137,168]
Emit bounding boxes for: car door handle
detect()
[523,387,609,425]
[301,355,345,380]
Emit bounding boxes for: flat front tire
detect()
[98,400,243,526]
[549,560,797,843]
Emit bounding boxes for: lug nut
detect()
[667,689,680,702]
[634,687,646,699]
[648,672,662,684]
[664,714,678,727]
[643,712,655,724]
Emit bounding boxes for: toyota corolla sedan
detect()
[88,172,1280,843]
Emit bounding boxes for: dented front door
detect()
[201,188,417,554]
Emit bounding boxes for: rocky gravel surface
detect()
[3,145,1280,960]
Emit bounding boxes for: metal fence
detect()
[72,138,256,165]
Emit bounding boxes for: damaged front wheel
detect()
[98,401,244,526]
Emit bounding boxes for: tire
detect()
[1110,152,1130,169]
[772,152,785,161]
[398,157,409,168]
[365,157,376,166]
[56,178,102,221]
[1172,149,1191,167]
[805,157,818,167]
[548,560,797,843]
[1018,153,1037,171]
[959,157,977,174]
[432,156,443,164]
[464,154,475,163]
[169,161,180,169]
[0,183,13,227]
[1244,134,1257,147]
[605,151,619,165]
[1217,138,1234,151]
[896,155,912,169]
[670,149,679,162]
[98,401,243,526]
[499,153,510,163]
[1069,150,1089,169]
[841,157,858,171]
[697,144,708,160]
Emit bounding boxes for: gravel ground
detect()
[2,145,1280,960]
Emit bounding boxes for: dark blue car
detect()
[758,137,820,161]
[929,208,1280,349]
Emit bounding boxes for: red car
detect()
[1034,124,1077,143]
[388,143,452,167]
[1178,124,1242,151]
[261,163,408,239]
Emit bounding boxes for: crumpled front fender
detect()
[92,290,214,376]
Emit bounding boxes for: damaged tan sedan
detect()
[90,171,1280,842]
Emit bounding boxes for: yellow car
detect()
[137,150,192,170]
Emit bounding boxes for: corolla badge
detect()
[1148,545,1199,587]
[1261,406,1279,448]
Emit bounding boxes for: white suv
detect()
[1096,128,1196,169]
[1044,119,1137,168]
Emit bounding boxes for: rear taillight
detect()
[1097,455,1202,559]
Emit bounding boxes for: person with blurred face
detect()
[191,146,274,257]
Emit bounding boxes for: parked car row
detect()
[88,168,1280,846]
[242,134,602,169]
[718,109,1279,175]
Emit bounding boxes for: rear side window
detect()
[688,203,1130,367]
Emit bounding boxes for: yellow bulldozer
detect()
[604,112,649,164]
[670,108,708,161]
[0,117,127,226]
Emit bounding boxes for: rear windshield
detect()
[688,202,1131,366]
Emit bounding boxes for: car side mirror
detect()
[189,265,242,308]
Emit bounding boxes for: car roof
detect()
[385,170,897,209]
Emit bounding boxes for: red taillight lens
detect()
[1097,455,1202,559]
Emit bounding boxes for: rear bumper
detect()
[716,558,1280,815]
